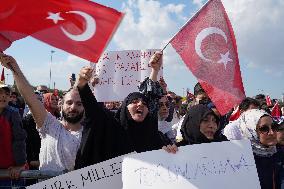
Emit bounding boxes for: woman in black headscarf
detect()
[178,104,227,146]
[75,52,176,169]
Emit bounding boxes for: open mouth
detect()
[135,109,144,115]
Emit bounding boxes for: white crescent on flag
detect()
[60,11,96,42]
[195,27,228,63]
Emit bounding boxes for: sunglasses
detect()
[257,124,278,134]
[159,101,170,108]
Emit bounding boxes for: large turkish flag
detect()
[0,0,123,62]
[170,0,245,115]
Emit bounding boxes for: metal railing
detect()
[0,170,65,189]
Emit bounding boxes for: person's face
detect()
[200,114,218,140]
[62,90,84,124]
[10,94,17,104]
[0,88,10,111]
[257,116,277,147]
[277,124,284,146]
[127,98,149,122]
[158,96,169,119]
[105,102,114,110]
[248,104,258,110]
[195,93,208,104]
[50,95,58,109]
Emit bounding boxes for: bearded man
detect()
[0,52,84,172]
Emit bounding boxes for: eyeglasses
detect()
[159,101,170,108]
[257,124,278,134]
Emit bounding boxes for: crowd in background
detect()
[0,52,284,189]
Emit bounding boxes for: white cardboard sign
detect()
[26,154,129,189]
[91,49,163,102]
[122,140,261,189]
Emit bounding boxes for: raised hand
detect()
[76,66,94,88]
[149,51,163,72]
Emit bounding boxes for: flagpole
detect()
[161,0,211,52]
[49,50,55,89]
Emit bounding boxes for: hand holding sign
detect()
[149,51,163,72]
[149,51,163,82]
[76,66,94,88]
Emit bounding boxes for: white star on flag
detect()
[217,51,232,69]
[46,12,64,24]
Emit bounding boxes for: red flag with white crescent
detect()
[0,0,123,62]
[265,95,272,107]
[170,0,245,115]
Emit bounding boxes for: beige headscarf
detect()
[239,109,276,157]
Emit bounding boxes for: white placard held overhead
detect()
[91,49,163,102]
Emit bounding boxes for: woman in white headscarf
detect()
[239,109,279,189]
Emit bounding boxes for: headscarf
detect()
[119,92,163,152]
[180,104,224,145]
[239,109,277,157]
[43,92,60,118]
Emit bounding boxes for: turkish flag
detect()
[265,95,272,107]
[0,0,123,62]
[170,0,245,115]
[271,102,281,117]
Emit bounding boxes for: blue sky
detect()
[3,0,284,99]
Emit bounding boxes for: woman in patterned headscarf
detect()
[238,109,279,189]
[43,93,60,119]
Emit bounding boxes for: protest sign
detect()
[122,140,260,189]
[91,49,163,102]
[26,154,130,189]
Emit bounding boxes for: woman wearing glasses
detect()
[238,109,279,189]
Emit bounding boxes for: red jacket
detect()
[0,106,26,168]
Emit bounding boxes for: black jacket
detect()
[75,84,164,169]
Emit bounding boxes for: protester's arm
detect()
[149,51,162,82]
[0,53,47,128]
[139,51,164,116]
[75,66,103,119]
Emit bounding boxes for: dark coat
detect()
[254,153,278,189]
[75,84,164,169]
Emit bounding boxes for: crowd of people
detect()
[0,51,284,189]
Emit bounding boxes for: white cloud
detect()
[20,55,89,90]
[192,0,206,8]
[222,0,284,76]
[113,0,186,50]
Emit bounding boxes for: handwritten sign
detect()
[91,49,163,102]
[122,140,260,189]
[26,154,131,189]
